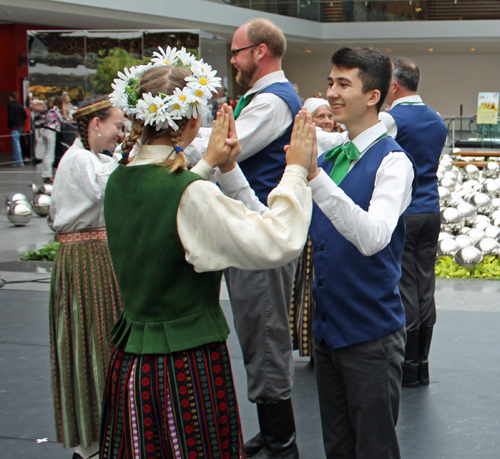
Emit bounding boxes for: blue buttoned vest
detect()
[239,82,303,203]
[389,104,447,214]
[310,136,416,350]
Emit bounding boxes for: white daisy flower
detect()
[156,112,180,132]
[151,46,179,66]
[185,85,212,104]
[177,48,197,67]
[136,93,168,127]
[185,65,222,93]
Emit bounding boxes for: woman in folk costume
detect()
[49,95,125,459]
[100,47,315,459]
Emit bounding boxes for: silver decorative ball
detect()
[455,202,477,227]
[463,164,480,181]
[438,186,452,207]
[455,235,475,249]
[489,210,500,221]
[439,178,456,191]
[449,192,464,208]
[5,193,29,208]
[485,225,500,240]
[440,157,453,171]
[443,170,458,183]
[438,231,454,240]
[31,183,40,199]
[7,202,33,226]
[437,238,460,256]
[469,193,492,214]
[440,207,464,234]
[459,226,471,235]
[483,161,500,179]
[31,194,52,217]
[475,237,500,255]
[481,180,500,198]
[490,198,500,210]
[454,246,484,268]
[473,221,491,232]
[468,228,486,243]
[40,184,53,196]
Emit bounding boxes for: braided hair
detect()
[121,65,192,172]
[75,95,113,151]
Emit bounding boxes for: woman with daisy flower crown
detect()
[99,47,315,459]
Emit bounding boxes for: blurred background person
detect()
[7,91,27,167]
[35,96,64,182]
[303,97,344,154]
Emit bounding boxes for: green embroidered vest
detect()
[104,164,229,354]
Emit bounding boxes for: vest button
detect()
[318,280,323,287]
[319,244,325,251]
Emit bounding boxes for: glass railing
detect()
[214,0,500,23]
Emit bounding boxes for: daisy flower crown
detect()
[110,46,222,132]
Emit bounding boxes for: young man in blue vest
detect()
[380,57,448,388]
[185,18,303,459]
[306,47,416,459]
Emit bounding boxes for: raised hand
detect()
[219,104,242,173]
[205,109,232,169]
[285,109,315,171]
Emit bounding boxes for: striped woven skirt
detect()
[99,342,244,459]
[290,236,315,357]
[49,228,123,448]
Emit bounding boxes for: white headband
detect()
[304,97,331,115]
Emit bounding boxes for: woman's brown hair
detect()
[121,65,192,172]
[75,95,113,151]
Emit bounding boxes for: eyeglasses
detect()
[230,43,261,57]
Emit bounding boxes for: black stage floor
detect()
[1,284,500,459]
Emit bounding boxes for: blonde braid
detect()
[163,119,188,172]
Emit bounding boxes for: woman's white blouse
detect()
[50,138,119,231]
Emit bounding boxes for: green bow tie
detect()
[324,141,360,185]
[233,93,256,119]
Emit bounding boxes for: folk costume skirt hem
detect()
[100,342,244,459]
[49,235,123,448]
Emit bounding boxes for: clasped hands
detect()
[205,104,241,173]
[205,105,319,180]
[285,109,320,181]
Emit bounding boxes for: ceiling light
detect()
[427,48,434,52]
[470,47,476,51]
[385,48,392,52]
[305,49,312,53]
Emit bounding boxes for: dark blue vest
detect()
[389,104,447,214]
[239,82,303,203]
[310,136,416,349]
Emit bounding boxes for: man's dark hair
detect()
[331,47,391,112]
[392,57,420,92]
[9,91,18,100]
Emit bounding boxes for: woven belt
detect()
[57,228,107,244]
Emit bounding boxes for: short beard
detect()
[235,59,258,88]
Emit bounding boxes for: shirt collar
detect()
[351,122,388,155]
[390,95,423,109]
[245,70,287,96]
[129,145,176,164]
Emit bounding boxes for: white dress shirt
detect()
[315,127,346,156]
[379,95,424,138]
[309,122,414,256]
[126,145,312,273]
[185,71,293,165]
[50,138,119,231]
